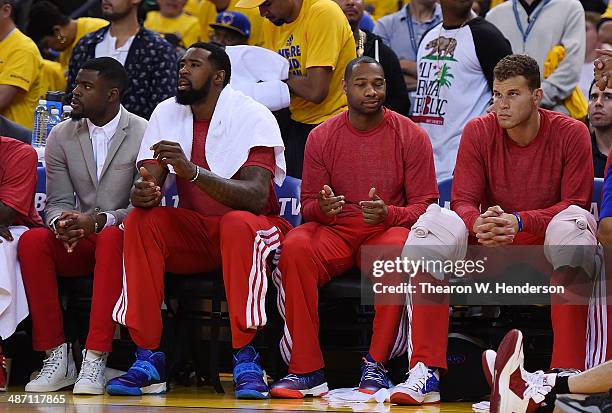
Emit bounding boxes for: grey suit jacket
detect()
[44,107,148,227]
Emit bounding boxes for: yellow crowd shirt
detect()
[365,0,406,20]
[197,0,265,46]
[144,11,201,49]
[262,0,356,124]
[58,17,109,74]
[0,29,44,128]
[40,60,67,93]
[184,0,201,15]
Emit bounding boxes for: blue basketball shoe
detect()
[270,369,328,398]
[106,348,166,395]
[390,361,440,405]
[233,346,269,399]
[359,356,391,394]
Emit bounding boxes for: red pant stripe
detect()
[272,266,293,365]
[246,228,281,330]
[390,307,408,359]
[112,258,129,326]
[586,250,608,368]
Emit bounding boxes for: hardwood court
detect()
[0,380,478,413]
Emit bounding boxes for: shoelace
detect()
[79,355,105,382]
[403,363,429,392]
[362,358,388,384]
[37,347,63,379]
[284,374,301,381]
[523,370,552,404]
[122,360,157,382]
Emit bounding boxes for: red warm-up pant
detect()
[113,207,292,350]
[275,215,449,374]
[18,226,124,352]
[475,231,600,370]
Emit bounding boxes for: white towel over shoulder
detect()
[0,226,30,340]
[137,85,286,185]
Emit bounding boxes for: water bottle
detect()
[61,105,73,121]
[47,108,61,137]
[31,99,49,148]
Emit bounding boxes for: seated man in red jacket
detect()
[0,137,43,390]
[269,56,446,400]
[452,54,600,413]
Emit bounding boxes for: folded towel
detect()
[225,45,290,111]
[403,204,469,280]
[323,387,390,404]
[544,205,597,278]
[0,226,29,340]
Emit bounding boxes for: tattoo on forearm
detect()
[193,166,271,214]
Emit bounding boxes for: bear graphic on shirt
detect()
[412,35,460,124]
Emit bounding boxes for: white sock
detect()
[84,350,106,362]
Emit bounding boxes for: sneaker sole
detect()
[555,397,600,413]
[482,349,496,389]
[270,382,329,399]
[491,329,524,413]
[235,389,269,399]
[390,390,440,405]
[106,382,166,396]
[73,383,105,395]
[25,377,76,392]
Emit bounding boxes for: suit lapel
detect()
[99,108,129,181]
[77,121,98,188]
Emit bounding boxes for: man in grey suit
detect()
[17,58,147,395]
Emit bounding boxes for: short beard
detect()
[176,76,213,105]
[103,7,132,22]
[70,111,85,120]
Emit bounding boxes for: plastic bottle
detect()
[31,100,49,148]
[47,108,61,137]
[61,105,73,121]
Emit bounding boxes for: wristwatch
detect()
[92,213,100,234]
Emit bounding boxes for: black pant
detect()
[284,119,319,179]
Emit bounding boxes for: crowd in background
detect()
[1,0,612,179]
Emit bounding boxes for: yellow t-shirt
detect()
[40,60,67,94]
[261,0,356,124]
[365,0,406,20]
[198,0,265,46]
[489,0,506,10]
[144,11,201,49]
[184,0,201,15]
[604,2,612,19]
[0,29,44,128]
[58,17,109,74]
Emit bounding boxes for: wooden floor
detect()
[0,379,478,413]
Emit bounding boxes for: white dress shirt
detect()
[95,30,135,66]
[85,108,123,228]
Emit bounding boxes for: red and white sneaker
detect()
[490,329,557,413]
[0,349,7,391]
[482,349,496,389]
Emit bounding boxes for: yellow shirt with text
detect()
[58,17,109,74]
[144,11,201,49]
[0,29,44,128]
[197,0,265,46]
[262,0,356,124]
